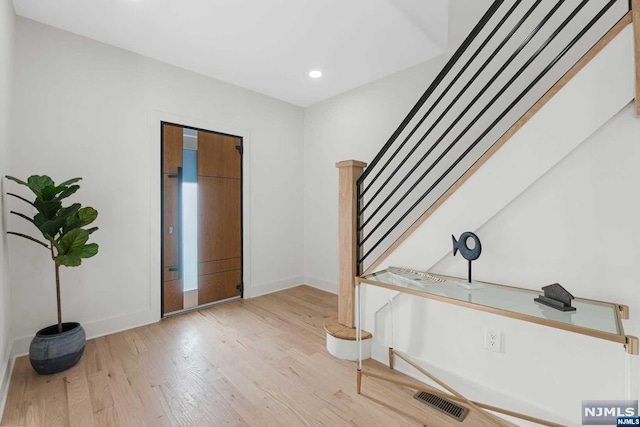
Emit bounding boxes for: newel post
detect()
[336,160,367,328]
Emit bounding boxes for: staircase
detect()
[357,0,632,275]
[379,22,634,273]
[331,0,635,326]
[328,0,638,424]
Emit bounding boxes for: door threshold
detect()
[163,295,241,318]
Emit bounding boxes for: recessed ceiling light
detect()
[309,70,323,79]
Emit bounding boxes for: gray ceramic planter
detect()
[29,322,86,375]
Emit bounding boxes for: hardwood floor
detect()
[1,286,505,426]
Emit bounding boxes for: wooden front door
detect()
[197,131,242,305]
[161,123,242,316]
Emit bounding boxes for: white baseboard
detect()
[244,276,304,298]
[0,346,14,423]
[12,309,159,357]
[0,275,320,417]
[2,274,313,417]
[303,276,337,294]
[12,276,311,356]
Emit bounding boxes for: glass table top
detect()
[360,267,622,337]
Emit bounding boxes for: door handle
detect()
[168,267,179,272]
[176,166,183,280]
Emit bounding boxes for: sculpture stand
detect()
[456,280,485,290]
[456,259,484,289]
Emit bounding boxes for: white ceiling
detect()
[12,0,449,107]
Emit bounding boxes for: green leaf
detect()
[77,207,98,226]
[33,212,66,239]
[6,231,49,249]
[59,177,82,187]
[58,228,89,255]
[86,227,98,235]
[58,185,79,200]
[10,211,35,226]
[26,176,54,198]
[75,243,98,258]
[58,203,81,219]
[7,192,35,207]
[55,243,98,267]
[33,213,46,228]
[55,254,82,267]
[9,211,58,239]
[33,199,62,219]
[61,204,89,234]
[36,217,66,239]
[6,176,28,186]
[41,185,65,201]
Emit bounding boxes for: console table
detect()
[354,268,637,427]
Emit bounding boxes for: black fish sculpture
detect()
[452,232,482,284]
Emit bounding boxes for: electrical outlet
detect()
[484,329,502,353]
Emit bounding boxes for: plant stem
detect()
[50,246,62,334]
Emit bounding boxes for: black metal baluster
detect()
[359,1,524,200]
[359,0,620,264]
[359,0,565,238]
[359,0,544,215]
[357,0,506,186]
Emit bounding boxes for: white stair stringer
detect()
[376,25,634,273]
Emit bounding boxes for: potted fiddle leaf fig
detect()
[5,175,98,374]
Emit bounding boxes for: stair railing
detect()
[352,0,631,277]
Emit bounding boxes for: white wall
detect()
[9,17,304,354]
[303,1,639,423]
[364,103,640,426]
[302,0,493,292]
[0,0,15,417]
[434,98,640,341]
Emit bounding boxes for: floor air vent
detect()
[413,391,469,422]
